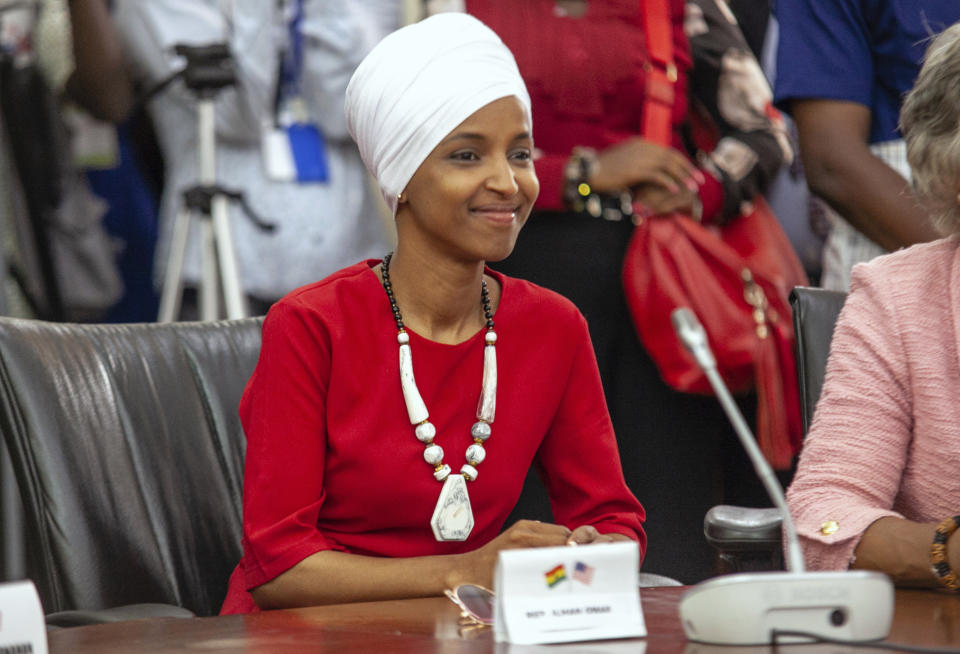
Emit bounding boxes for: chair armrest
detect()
[45,603,195,627]
[704,505,783,551]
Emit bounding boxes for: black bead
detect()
[381,252,406,331]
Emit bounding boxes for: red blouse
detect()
[468,0,795,224]
[220,262,645,613]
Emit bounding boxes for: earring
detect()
[398,191,406,204]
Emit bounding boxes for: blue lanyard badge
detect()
[263,0,329,184]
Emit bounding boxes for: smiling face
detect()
[396,96,539,264]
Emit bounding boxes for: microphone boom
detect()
[670,307,893,646]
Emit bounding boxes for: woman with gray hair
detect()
[784,22,960,589]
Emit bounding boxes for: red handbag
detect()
[623,0,807,469]
[622,199,807,469]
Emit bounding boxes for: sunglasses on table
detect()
[444,583,495,630]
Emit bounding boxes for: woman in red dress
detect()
[220,12,645,613]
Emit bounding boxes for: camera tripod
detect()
[157,44,273,322]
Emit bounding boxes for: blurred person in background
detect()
[775,0,960,291]
[113,0,400,317]
[0,0,138,322]
[35,0,162,322]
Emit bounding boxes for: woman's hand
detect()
[633,183,697,216]
[454,520,571,588]
[565,524,631,545]
[452,521,630,588]
[590,137,703,195]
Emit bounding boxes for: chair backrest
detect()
[0,316,262,616]
[789,287,847,435]
[703,287,848,574]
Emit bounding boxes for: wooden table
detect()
[47,586,960,653]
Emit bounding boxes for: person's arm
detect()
[64,0,134,122]
[252,520,605,609]
[792,99,940,250]
[852,517,960,588]
[589,138,701,203]
[532,310,647,549]
[684,0,792,223]
[785,263,915,572]
[527,140,701,213]
[773,0,940,249]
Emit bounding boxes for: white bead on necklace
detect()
[381,253,496,542]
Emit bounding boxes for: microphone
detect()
[670,308,894,646]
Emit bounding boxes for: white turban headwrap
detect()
[345,13,532,215]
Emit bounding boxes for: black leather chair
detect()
[703,287,848,572]
[0,316,262,624]
[790,287,849,436]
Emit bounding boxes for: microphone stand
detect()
[670,308,894,646]
[673,308,806,575]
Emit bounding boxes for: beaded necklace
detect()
[381,252,497,542]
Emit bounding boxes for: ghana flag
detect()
[544,564,567,587]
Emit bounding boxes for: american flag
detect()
[572,561,595,585]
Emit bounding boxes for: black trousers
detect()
[493,210,776,583]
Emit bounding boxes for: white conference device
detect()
[670,307,894,646]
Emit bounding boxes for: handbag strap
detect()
[640,0,677,146]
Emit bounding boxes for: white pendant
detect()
[430,474,474,542]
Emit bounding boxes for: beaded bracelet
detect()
[563,147,634,221]
[563,147,599,215]
[930,515,960,591]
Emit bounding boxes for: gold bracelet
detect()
[930,515,960,591]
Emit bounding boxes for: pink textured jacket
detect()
[786,237,960,570]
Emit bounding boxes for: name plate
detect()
[493,541,646,644]
[0,581,47,654]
